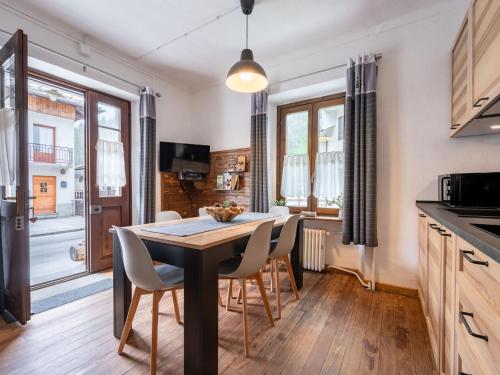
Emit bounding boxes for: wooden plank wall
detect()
[161,148,251,218]
[28,94,76,120]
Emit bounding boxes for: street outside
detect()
[29,216,86,286]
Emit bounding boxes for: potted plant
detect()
[271,198,289,216]
[326,194,344,219]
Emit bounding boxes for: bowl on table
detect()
[205,204,244,222]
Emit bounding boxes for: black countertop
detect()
[416,201,500,263]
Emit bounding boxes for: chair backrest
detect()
[270,214,300,258]
[269,205,290,216]
[156,210,182,222]
[198,207,208,217]
[229,220,274,278]
[114,227,163,291]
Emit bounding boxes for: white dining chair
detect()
[268,214,300,319]
[218,220,275,357]
[269,205,290,216]
[198,207,208,216]
[114,227,184,375]
[156,210,182,222]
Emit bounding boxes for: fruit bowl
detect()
[205,202,244,222]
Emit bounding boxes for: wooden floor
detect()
[0,271,436,375]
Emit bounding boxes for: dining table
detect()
[112,213,304,375]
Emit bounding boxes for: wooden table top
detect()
[122,214,292,250]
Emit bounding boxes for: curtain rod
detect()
[0,28,149,93]
[270,53,382,86]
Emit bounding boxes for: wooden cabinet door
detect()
[442,229,456,375]
[427,222,444,370]
[470,0,500,117]
[451,17,470,132]
[418,211,428,313]
[88,91,130,272]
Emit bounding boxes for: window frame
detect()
[276,93,346,215]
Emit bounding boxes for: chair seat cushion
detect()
[218,256,243,275]
[155,264,184,287]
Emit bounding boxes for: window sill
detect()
[302,215,342,222]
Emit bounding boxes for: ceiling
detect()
[10,0,462,89]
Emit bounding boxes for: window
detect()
[33,124,55,163]
[97,102,122,197]
[277,94,345,214]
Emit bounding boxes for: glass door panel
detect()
[284,109,309,207]
[27,77,87,286]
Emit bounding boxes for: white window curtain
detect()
[0,108,16,186]
[313,151,344,199]
[96,139,126,187]
[281,154,310,198]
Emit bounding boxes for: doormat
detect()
[31,278,112,314]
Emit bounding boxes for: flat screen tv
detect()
[159,142,210,173]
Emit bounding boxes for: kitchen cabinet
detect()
[417,211,428,314]
[417,209,500,374]
[427,218,444,369]
[450,0,500,137]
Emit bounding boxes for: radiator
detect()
[303,228,326,271]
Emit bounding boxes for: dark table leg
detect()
[290,218,304,289]
[112,232,131,339]
[184,248,219,375]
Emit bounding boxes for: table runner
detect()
[141,212,275,237]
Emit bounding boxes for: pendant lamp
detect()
[226,0,268,93]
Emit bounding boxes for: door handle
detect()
[459,311,488,341]
[473,97,489,107]
[461,250,488,267]
[90,205,102,215]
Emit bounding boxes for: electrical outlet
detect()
[15,216,24,231]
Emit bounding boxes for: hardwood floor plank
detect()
[406,296,438,375]
[376,292,399,375]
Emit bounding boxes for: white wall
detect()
[191,5,500,288]
[0,6,195,224]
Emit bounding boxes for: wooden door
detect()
[450,16,470,132]
[441,228,456,375]
[88,91,130,272]
[32,176,56,215]
[427,221,444,370]
[0,30,30,324]
[418,211,428,314]
[470,0,500,117]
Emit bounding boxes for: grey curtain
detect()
[139,88,156,224]
[342,55,378,247]
[250,90,269,213]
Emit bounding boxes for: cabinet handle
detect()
[419,213,426,217]
[461,250,488,267]
[429,223,438,229]
[459,311,488,341]
[473,97,489,107]
[450,124,460,130]
[458,372,472,375]
[440,231,451,237]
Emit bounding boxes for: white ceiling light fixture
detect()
[490,124,500,130]
[226,0,268,93]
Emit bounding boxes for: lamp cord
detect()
[246,14,249,49]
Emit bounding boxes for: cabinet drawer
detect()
[458,268,500,373]
[457,237,500,313]
[457,325,488,375]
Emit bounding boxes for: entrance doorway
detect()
[28,73,131,292]
[28,77,87,286]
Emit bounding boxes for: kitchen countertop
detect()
[416,201,500,263]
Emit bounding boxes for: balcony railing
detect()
[29,143,73,165]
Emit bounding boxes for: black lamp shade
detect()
[226,49,268,93]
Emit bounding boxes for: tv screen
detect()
[159,142,210,173]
